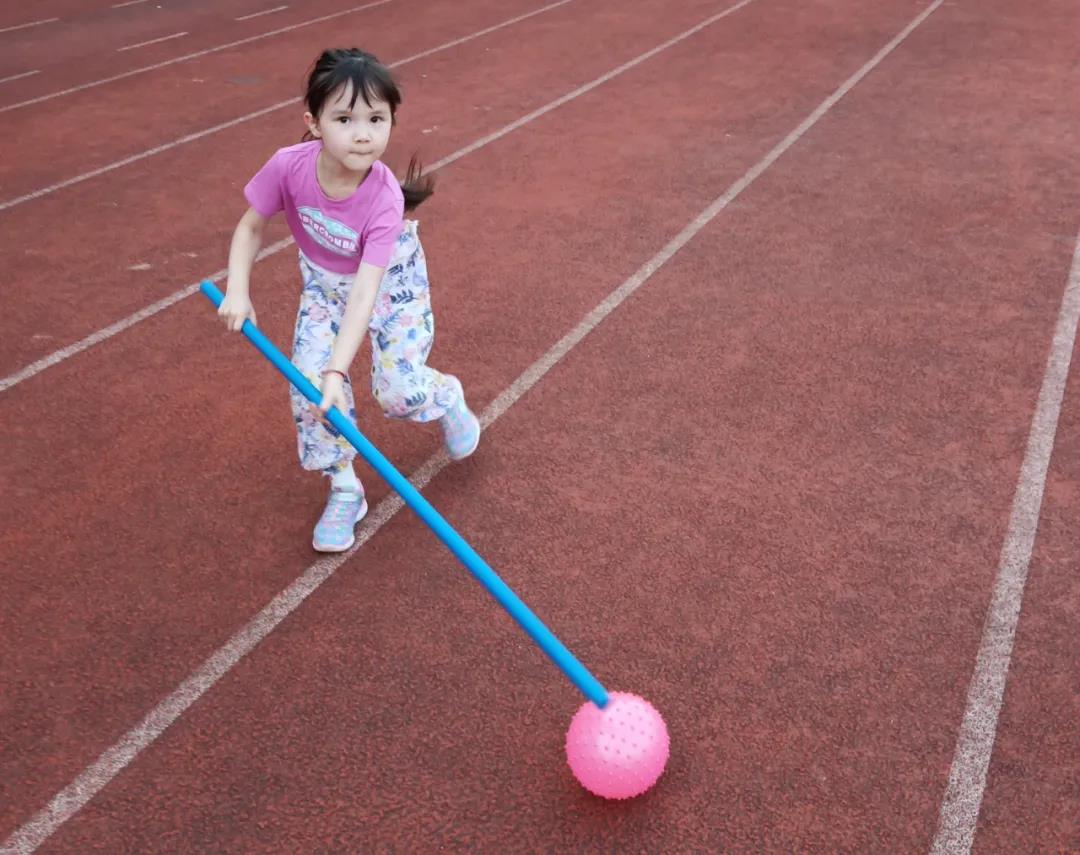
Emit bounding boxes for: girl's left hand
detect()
[317,370,349,418]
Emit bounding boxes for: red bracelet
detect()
[323,368,348,380]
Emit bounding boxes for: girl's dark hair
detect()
[302,48,434,211]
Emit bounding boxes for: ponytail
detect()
[400,153,435,212]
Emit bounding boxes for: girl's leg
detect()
[369,299,458,422]
[291,255,368,551]
[369,225,480,459]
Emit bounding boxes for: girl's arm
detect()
[317,260,385,414]
[219,207,269,331]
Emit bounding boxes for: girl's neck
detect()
[316,148,370,200]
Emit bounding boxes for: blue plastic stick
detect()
[200,281,608,708]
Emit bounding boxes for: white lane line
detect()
[0,0,571,214]
[0,4,943,851]
[929,230,1080,855]
[0,17,59,35]
[112,0,151,7]
[0,0,750,394]
[0,238,293,395]
[236,5,289,22]
[0,0,393,113]
[416,0,759,171]
[0,70,40,85]
[116,31,189,52]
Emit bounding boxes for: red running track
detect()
[1,0,1078,851]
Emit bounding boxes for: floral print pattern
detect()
[289,220,461,473]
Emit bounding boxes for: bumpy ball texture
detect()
[565,691,670,799]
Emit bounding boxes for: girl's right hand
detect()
[218,291,257,332]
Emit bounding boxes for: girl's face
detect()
[305,82,393,175]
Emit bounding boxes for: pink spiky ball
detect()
[565,691,670,799]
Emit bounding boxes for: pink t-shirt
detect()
[244,140,404,273]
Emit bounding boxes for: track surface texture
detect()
[1,0,1077,851]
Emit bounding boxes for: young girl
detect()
[218,48,480,553]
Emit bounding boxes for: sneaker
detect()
[440,381,480,460]
[312,487,368,552]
